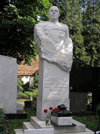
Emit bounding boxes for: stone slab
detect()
[55,128,94,134]
[6,112,27,119]
[24,129,54,134]
[0,55,17,113]
[51,116,72,125]
[38,58,69,100]
[30,117,92,133]
[30,116,54,129]
[14,129,23,134]
[14,116,94,134]
[17,103,23,111]
[23,122,35,130]
[54,119,86,133]
[70,92,87,113]
[37,58,70,120]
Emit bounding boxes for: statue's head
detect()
[48,6,60,22]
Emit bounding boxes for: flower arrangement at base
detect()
[43,107,59,126]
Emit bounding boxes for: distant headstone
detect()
[0,55,17,113]
[70,92,87,113]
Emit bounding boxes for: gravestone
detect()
[70,92,87,113]
[37,58,70,120]
[0,55,17,113]
[34,6,73,121]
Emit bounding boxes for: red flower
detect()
[55,108,59,111]
[49,107,53,110]
[4,121,8,129]
[44,109,48,113]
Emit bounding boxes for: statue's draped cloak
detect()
[34,21,73,72]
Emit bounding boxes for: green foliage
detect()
[17,74,38,100]
[17,0,52,20]
[33,89,38,99]
[22,82,30,91]
[17,99,30,102]
[0,1,51,64]
[0,4,36,64]
[7,108,36,134]
[82,0,100,67]
[17,89,38,100]
[96,103,100,114]
[33,74,38,90]
[17,78,24,90]
[17,92,29,99]
[0,0,9,11]
[73,115,99,131]
[0,108,7,133]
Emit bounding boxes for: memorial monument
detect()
[0,55,24,114]
[0,55,17,113]
[34,6,73,121]
[14,6,94,134]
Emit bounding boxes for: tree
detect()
[82,0,100,67]
[0,0,51,63]
[0,0,9,11]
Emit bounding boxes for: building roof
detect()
[18,55,39,76]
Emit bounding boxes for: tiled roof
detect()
[18,55,39,76]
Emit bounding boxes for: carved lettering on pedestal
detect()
[44,78,68,98]
[59,117,72,124]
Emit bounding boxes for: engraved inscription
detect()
[59,117,72,123]
[44,77,68,98]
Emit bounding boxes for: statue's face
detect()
[48,6,60,21]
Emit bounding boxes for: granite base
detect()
[51,116,73,125]
[14,116,94,134]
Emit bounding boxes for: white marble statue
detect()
[34,6,73,72]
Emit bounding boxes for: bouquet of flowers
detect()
[43,107,59,126]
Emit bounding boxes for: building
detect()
[18,55,39,86]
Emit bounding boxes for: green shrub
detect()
[17,74,38,100]
[7,108,36,134]
[73,115,99,131]
[17,92,28,99]
[17,90,38,100]
[33,74,38,89]
[0,108,8,133]
[96,103,100,115]
[22,82,29,91]
[33,89,38,99]
[17,78,24,91]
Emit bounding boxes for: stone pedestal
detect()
[37,58,70,120]
[14,116,94,134]
[51,116,73,125]
[0,55,17,113]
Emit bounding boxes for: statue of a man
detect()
[34,6,73,72]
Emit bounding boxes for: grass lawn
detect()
[7,107,99,133]
[17,99,30,102]
[73,115,99,132]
